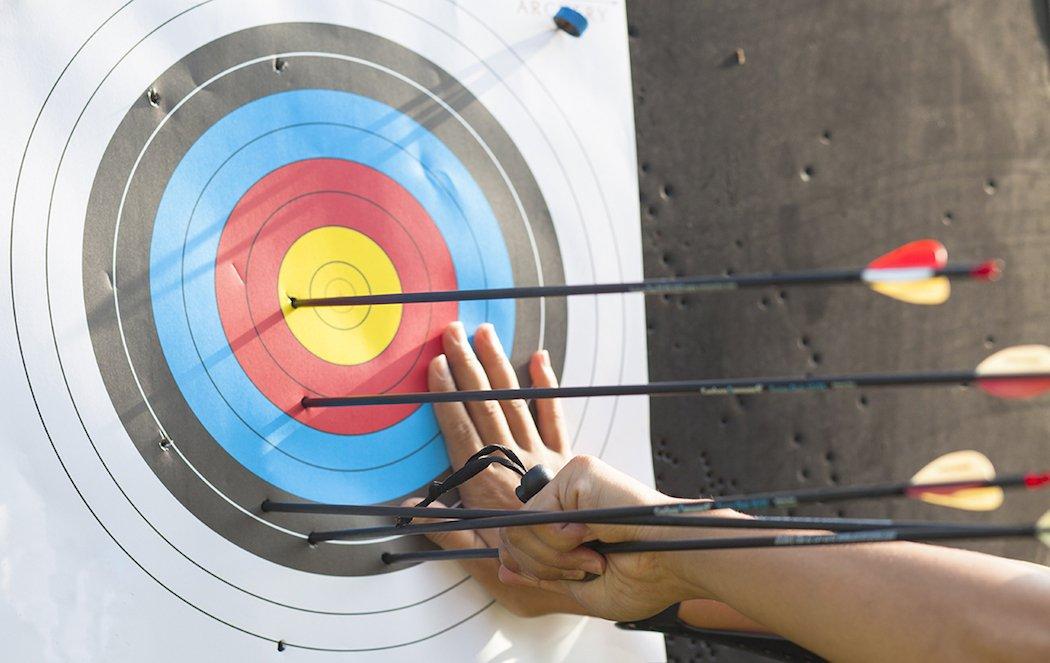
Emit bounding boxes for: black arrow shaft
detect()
[260,499,514,519]
[289,264,980,308]
[270,476,1037,545]
[263,475,1033,522]
[660,474,1029,514]
[381,524,1041,564]
[300,370,1050,408]
[308,513,998,544]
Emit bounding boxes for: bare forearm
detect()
[669,541,1050,662]
[677,599,770,632]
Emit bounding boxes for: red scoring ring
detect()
[246,193,430,386]
[215,158,457,435]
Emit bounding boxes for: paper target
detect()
[7,0,656,656]
[83,21,571,577]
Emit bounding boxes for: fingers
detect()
[402,500,513,596]
[529,350,568,453]
[428,354,484,469]
[473,323,542,452]
[401,498,497,550]
[498,521,606,582]
[497,562,575,596]
[497,477,607,583]
[442,322,514,447]
[404,499,588,617]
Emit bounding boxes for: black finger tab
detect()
[515,464,555,503]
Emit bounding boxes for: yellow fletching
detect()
[909,450,1004,511]
[1038,510,1050,550]
[916,486,1004,511]
[869,277,950,305]
[975,344,1050,376]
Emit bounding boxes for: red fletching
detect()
[971,259,1003,281]
[976,375,1050,400]
[1024,473,1050,489]
[867,239,948,271]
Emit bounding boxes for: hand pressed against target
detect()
[404,321,586,616]
[434,322,569,472]
[411,322,766,625]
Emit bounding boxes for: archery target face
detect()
[10,0,640,652]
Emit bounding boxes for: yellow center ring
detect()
[278,226,402,365]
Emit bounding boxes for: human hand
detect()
[412,321,760,628]
[405,321,583,617]
[495,465,1050,662]
[496,455,727,622]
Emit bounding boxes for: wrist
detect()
[661,548,720,603]
[650,506,756,602]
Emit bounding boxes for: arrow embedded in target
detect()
[268,451,1050,543]
[313,513,1012,544]
[380,510,1050,565]
[301,344,1050,408]
[287,239,1000,308]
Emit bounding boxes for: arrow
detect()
[300,344,1050,408]
[260,499,514,519]
[662,451,1046,515]
[308,513,1006,545]
[287,240,999,308]
[275,451,1049,542]
[380,509,1050,565]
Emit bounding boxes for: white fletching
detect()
[861,267,936,283]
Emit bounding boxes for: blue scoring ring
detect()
[148,89,515,504]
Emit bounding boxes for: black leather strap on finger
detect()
[616,604,825,662]
[396,447,527,526]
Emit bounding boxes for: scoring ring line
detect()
[111,52,545,542]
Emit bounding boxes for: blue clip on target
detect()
[554,6,588,37]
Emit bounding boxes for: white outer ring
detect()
[13,0,632,651]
